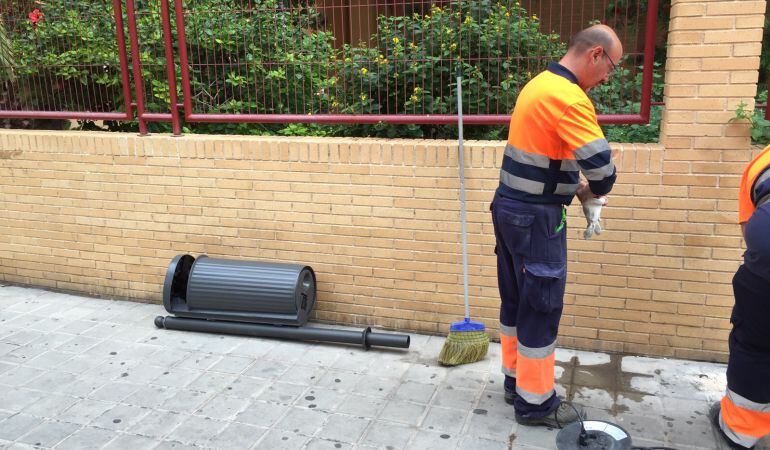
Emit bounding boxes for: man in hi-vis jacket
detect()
[491,24,622,428]
[710,144,770,449]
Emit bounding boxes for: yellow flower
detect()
[331,101,338,108]
[410,95,418,103]
[505,12,510,17]
[361,68,368,75]
[413,87,422,94]
[532,14,538,20]
[360,94,367,102]
[464,16,472,24]
[392,37,399,44]
[527,71,532,78]
[450,43,457,50]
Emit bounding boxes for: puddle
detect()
[558,353,656,416]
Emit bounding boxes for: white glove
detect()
[581,196,607,240]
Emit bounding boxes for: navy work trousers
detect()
[491,193,567,418]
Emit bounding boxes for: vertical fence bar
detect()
[638,0,658,123]
[766,80,769,121]
[113,0,134,119]
[125,0,149,135]
[173,0,193,121]
[160,0,182,135]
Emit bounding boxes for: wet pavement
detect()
[1,284,768,449]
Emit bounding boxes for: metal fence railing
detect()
[0,0,661,134]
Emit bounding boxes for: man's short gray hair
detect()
[568,27,615,54]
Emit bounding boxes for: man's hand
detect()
[576,180,592,204]
[581,196,607,239]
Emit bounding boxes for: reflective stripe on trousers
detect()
[720,389,770,448]
[500,324,517,378]
[516,340,558,405]
[499,324,558,405]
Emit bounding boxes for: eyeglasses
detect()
[601,47,618,74]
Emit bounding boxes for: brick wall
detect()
[0,0,767,363]
[0,131,751,362]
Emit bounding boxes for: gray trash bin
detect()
[163,254,316,326]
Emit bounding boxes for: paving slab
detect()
[1,284,769,449]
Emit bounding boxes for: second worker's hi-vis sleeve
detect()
[557,100,616,196]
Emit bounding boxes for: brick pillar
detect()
[660,0,767,151]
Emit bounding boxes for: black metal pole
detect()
[154,316,410,350]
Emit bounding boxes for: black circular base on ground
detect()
[556,420,632,450]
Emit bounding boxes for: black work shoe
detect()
[515,401,586,429]
[504,389,515,405]
[710,402,754,449]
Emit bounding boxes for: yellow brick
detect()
[659,136,693,149]
[575,317,624,331]
[704,317,732,330]
[699,84,760,98]
[651,289,706,305]
[651,312,704,327]
[735,16,765,28]
[625,343,676,357]
[666,71,730,85]
[678,326,729,340]
[674,348,727,363]
[667,32,704,47]
[701,57,760,71]
[706,1,766,16]
[693,136,750,150]
[670,3,706,17]
[665,59,702,71]
[703,29,764,44]
[600,330,649,345]
[733,43,763,58]
[650,334,703,349]
[669,17,735,31]
[625,299,678,315]
[665,98,726,111]
[702,339,729,352]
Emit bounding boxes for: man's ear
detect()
[591,46,603,62]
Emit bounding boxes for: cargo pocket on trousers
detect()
[498,210,535,257]
[523,262,567,313]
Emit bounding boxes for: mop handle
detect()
[456,66,470,321]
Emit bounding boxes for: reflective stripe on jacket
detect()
[496,62,616,205]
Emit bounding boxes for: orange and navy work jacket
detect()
[496,62,616,205]
[738,144,770,224]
